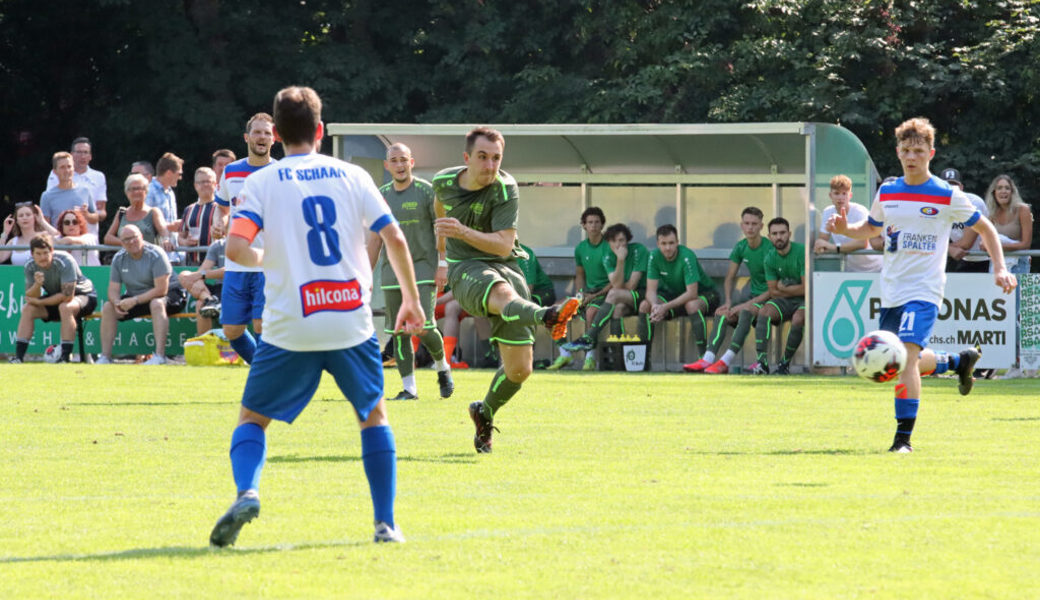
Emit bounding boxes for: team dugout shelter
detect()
[328,123,879,371]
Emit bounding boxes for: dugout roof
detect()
[326,122,878,189]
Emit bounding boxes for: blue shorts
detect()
[222,271,265,325]
[878,300,938,349]
[241,335,384,423]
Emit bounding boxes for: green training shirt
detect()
[603,241,650,291]
[379,177,438,288]
[728,237,774,296]
[432,166,526,264]
[647,245,716,297]
[574,237,612,292]
[764,241,806,292]
[518,243,552,290]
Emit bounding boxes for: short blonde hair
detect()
[52,151,73,169]
[830,174,852,192]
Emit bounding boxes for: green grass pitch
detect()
[2,365,1039,599]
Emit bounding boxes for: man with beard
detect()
[749,217,805,375]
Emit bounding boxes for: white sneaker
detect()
[95,355,112,365]
[142,355,167,365]
[373,521,405,543]
[1000,367,1025,380]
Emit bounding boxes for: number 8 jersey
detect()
[232,152,395,352]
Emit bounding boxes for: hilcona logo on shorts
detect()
[822,280,872,358]
[299,279,362,317]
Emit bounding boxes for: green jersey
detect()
[648,245,715,297]
[432,166,525,264]
[574,237,612,291]
[764,242,806,293]
[728,237,774,296]
[518,243,552,290]
[603,242,650,291]
[379,177,437,288]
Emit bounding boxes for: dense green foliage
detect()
[3,0,1040,229]
[3,366,1040,598]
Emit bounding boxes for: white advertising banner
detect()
[813,272,1016,368]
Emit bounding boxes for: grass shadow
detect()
[991,416,1040,422]
[0,539,369,564]
[690,448,868,456]
[268,453,477,465]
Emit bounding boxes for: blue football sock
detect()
[949,352,960,370]
[894,397,920,434]
[361,425,397,528]
[933,351,950,375]
[229,422,266,493]
[229,331,257,364]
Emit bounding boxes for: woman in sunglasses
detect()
[103,173,169,247]
[54,209,101,266]
[1,202,58,265]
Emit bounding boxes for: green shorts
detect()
[652,287,720,319]
[383,284,438,334]
[448,259,535,346]
[764,295,805,320]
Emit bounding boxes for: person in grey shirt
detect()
[10,234,97,363]
[97,224,186,365]
[178,236,226,334]
[40,151,96,227]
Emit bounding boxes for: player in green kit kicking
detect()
[749,217,805,375]
[685,207,773,374]
[433,127,579,453]
[368,143,453,401]
[548,207,612,371]
[563,222,649,357]
[638,224,720,367]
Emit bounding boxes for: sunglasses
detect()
[15,201,33,208]
[127,186,148,192]
[62,219,79,226]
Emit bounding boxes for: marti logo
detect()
[299,279,363,317]
[822,280,873,358]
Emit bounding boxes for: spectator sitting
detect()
[104,174,169,247]
[9,233,98,363]
[0,202,59,266]
[435,289,471,368]
[54,209,101,266]
[40,151,97,229]
[179,166,222,266]
[178,235,226,335]
[97,224,187,365]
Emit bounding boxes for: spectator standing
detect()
[9,234,98,363]
[814,175,882,272]
[984,174,1033,275]
[40,151,96,227]
[45,137,107,235]
[942,168,991,273]
[179,167,222,266]
[1,202,58,266]
[54,209,100,266]
[104,174,168,246]
[130,161,155,182]
[97,224,186,365]
[211,149,236,195]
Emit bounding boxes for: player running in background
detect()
[368,143,453,401]
[216,113,277,364]
[828,116,1016,453]
[433,127,579,453]
[209,86,424,546]
[686,206,772,374]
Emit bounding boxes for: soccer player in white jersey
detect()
[216,113,277,364]
[209,86,425,546]
[829,117,1017,453]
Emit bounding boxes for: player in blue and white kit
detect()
[215,113,277,364]
[209,86,425,546]
[829,117,1017,453]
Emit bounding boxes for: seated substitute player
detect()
[209,86,425,547]
[828,116,1015,453]
[433,127,579,453]
[9,234,98,363]
[368,142,453,401]
[685,206,772,374]
[749,217,805,375]
[814,174,883,272]
[548,207,611,371]
[563,222,648,358]
[178,235,226,335]
[97,224,187,365]
[638,224,719,366]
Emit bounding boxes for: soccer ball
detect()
[850,330,907,383]
[43,344,63,364]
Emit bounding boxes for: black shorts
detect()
[43,293,98,322]
[118,287,188,321]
